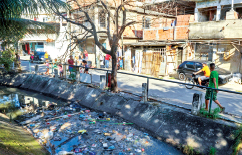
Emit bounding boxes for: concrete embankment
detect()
[0,72,239,155]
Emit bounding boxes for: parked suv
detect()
[177,60,232,84]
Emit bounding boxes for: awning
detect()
[124,41,187,47]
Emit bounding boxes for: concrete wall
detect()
[196,0,241,9]
[0,72,239,155]
[189,19,242,39]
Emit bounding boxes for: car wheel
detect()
[179,72,186,81]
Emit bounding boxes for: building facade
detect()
[189,0,242,73]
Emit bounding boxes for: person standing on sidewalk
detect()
[44,51,48,63]
[82,60,89,74]
[84,50,88,61]
[105,54,111,68]
[68,55,74,72]
[205,63,225,112]
[45,59,50,75]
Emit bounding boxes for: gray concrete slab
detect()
[27,75,44,91]
[79,88,103,108]
[40,78,62,95]
[67,84,91,101]
[117,100,140,122]
[91,94,114,114]
[50,81,72,98]
[10,74,30,87]
[59,84,76,100]
[20,74,36,89]
[153,109,236,155]
[128,103,160,129]
[92,94,127,115]
[34,77,50,92]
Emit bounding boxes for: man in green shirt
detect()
[205,63,225,112]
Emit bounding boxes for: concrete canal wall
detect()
[0,72,239,155]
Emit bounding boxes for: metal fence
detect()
[31,62,242,115]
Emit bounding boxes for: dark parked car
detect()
[29,51,51,63]
[177,60,232,84]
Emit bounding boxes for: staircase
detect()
[215,48,236,67]
[223,49,236,61]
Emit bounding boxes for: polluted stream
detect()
[0,86,183,155]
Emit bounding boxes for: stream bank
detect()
[0,72,239,154]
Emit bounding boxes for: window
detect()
[196,63,203,71]
[99,10,106,27]
[185,62,195,69]
[43,17,48,22]
[143,18,150,29]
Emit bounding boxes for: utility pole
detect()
[121,0,124,69]
[67,10,72,56]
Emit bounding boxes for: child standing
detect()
[45,60,50,75]
[58,64,63,78]
[82,60,88,74]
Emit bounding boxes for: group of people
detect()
[194,62,225,112]
[67,55,89,74]
[104,54,123,69]
[44,50,89,77]
[44,50,124,78]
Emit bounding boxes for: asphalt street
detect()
[21,60,242,117]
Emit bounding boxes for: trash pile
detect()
[19,102,174,155]
[17,99,181,155]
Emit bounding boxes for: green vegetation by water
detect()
[0,114,49,155]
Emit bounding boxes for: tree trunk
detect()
[111,52,118,92]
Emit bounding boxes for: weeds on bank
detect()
[199,104,221,119]
[209,147,217,155]
[182,145,201,155]
[183,145,194,155]
[232,125,242,155]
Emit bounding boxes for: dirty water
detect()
[0,86,183,155]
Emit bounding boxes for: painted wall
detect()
[189,19,242,39]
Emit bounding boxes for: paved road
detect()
[21,60,242,117]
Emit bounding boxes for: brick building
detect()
[124,0,196,76]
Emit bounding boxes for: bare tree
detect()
[52,0,136,92]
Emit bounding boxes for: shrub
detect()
[0,48,16,71]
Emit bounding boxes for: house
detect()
[19,11,70,61]
[69,0,154,67]
[124,0,196,77]
[189,0,242,73]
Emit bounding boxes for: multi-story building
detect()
[123,0,196,76]
[189,0,242,73]
[19,11,69,60]
[68,0,197,76]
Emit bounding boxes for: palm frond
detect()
[0,0,69,43]
[0,18,59,43]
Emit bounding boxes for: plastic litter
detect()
[108,145,115,150]
[58,151,75,155]
[78,129,87,134]
[44,131,53,140]
[15,97,173,155]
